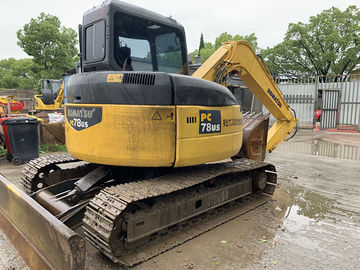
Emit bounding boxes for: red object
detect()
[0,102,25,111]
[324,128,359,133]
[315,109,321,121]
[0,117,14,154]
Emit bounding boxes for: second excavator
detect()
[0,1,297,269]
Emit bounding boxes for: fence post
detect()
[6,98,11,115]
[313,76,319,129]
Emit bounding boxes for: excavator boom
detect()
[193,41,298,152]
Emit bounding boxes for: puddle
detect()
[277,186,360,252]
[283,205,321,251]
[278,187,335,251]
[287,187,335,221]
[276,138,360,160]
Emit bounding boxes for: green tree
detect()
[17,13,78,79]
[198,33,205,56]
[0,58,39,89]
[263,6,360,78]
[214,32,257,50]
[190,32,258,63]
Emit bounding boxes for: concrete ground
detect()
[0,129,359,270]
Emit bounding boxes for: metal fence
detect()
[318,75,360,131]
[262,77,316,127]
[262,75,360,131]
[320,89,340,129]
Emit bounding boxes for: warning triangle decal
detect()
[152,111,162,120]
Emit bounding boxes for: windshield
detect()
[42,80,62,95]
[113,12,185,74]
[51,81,62,94]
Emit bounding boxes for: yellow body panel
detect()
[34,95,63,110]
[65,104,176,167]
[65,104,243,168]
[175,105,242,167]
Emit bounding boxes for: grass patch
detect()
[0,144,67,159]
[40,144,67,154]
[0,145,7,159]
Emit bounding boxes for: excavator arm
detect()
[192,41,298,152]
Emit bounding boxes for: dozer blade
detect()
[237,112,270,161]
[0,174,85,270]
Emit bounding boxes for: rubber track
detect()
[20,153,78,194]
[83,158,277,265]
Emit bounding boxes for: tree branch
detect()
[298,40,320,72]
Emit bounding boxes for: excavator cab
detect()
[80,0,188,74]
[34,79,65,110]
[39,79,62,105]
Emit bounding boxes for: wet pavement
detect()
[258,183,360,269]
[0,129,359,269]
[276,130,360,160]
[260,130,360,269]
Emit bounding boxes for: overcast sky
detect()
[0,0,357,59]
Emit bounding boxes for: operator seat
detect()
[114,44,133,71]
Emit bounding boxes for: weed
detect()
[40,144,67,154]
[0,146,7,159]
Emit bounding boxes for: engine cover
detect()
[65,71,243,167]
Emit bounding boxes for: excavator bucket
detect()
[0,174,85,270]
[237,112,270,161]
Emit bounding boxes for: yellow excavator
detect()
[33,79,64,110]
[0,1,297,269]
[34,74,72,111]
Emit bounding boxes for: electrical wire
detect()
[284,107,298,141]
